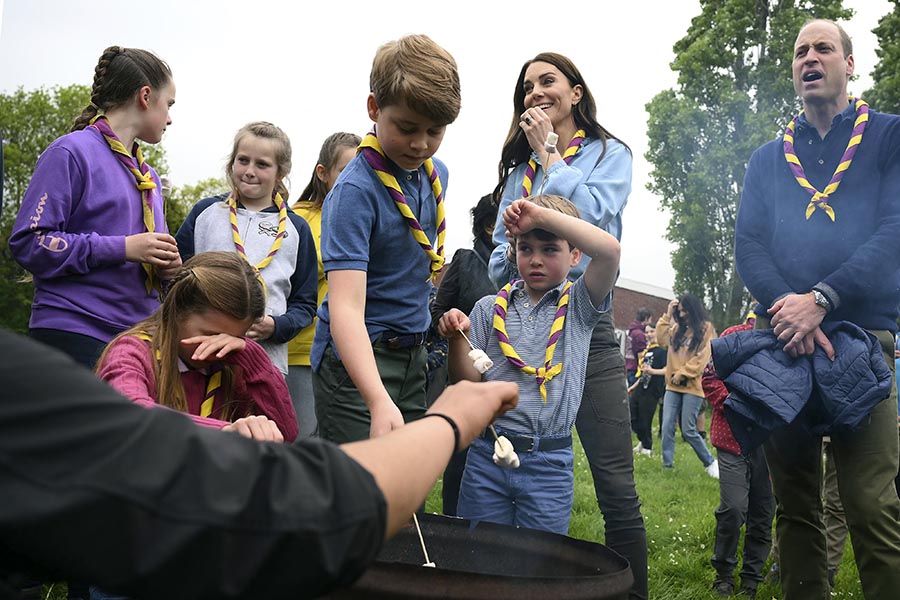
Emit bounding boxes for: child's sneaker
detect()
[633,442,644,454]
[639,447,653,456]
[705,459,720,479]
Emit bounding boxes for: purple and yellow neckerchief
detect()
[133,331,222,418]
[357,131,446,282]
[226,192,288,293]
[783,97,869,221]
[89,115,160,294]
[493,279,572,402]
[520,129,586,198]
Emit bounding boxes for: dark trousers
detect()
[313,342,427,444]
[441,447,469,516]
[575,314,648,600]
[629,387,658,451]
[711,447,774,588]
[763,329,900,599]
[30,328,106,370]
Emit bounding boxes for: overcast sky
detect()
[0,0,891,290]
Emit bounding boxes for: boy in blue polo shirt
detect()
[438,194,620,534]
[311,34,461,443]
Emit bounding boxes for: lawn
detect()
[426,431,865,600]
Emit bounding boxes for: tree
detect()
[165,176,229,233]
[0,84,169,333]
[645,0,850,329]
[864,0,900,114]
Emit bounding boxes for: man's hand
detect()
[768,293,827,354]
[769,293,834,358]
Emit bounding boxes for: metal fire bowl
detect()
[328,513,633,599]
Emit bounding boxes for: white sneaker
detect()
[639,448,653,457]
[705,459,720,479]
[633,442,644,454]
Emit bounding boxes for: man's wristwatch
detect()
[812,289,832,313]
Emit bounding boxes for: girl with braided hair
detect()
[95,251,298,442]
[10,46,181,369]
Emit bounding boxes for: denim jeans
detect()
[662,390,715,468]
[457,437,574,535]
[576,315,648,600]
[89,587,127,600]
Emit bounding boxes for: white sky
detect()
[0,0,891,290]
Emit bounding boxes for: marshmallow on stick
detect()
[544,131,559,153]
[468,348,494,374]
[493,435,520,469]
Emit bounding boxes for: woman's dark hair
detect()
[493,52,630,199]
[471,193,498,246]
[672,293,711,354]
[72,46,172,131]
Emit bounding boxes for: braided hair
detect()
[72,46,172,131]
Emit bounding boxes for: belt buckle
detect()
[521,435,536,453]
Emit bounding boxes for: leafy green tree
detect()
[0,84,169,333]
[645,0,850,329]
[164,176,229,233]
[864,0,900,114]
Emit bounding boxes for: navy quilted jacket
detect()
[710,321,892,454]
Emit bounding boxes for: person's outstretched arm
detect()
[0,329,516,599]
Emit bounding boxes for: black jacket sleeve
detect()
[0,329,386,599]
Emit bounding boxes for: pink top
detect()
[97,335,298,442]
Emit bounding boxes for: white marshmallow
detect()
[468,349,494,374]
[544,132,559,153]
[492,435,520,469]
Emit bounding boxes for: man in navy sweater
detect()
[734,18,900,600]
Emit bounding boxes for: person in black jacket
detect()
[430,192,499,515]
[0,329,517,600]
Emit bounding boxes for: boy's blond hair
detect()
[369,34,460,125]
[512,194,582,252]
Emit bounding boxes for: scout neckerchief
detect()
[90,115,160,294]
[635,343,659,378]
[226,192,288,291]
[783,97,869,222]
[493,279,572,402]
[357,130,446,281]
[134,331,222,418]
[520,129,586,198]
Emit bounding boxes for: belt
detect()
[375,330,427,349]
[482,430,572,453]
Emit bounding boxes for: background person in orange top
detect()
[656,293,718,477]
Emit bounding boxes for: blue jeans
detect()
[457,437,574,535]
[89,587,127,600]
[662,390,714,468]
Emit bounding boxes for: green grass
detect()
[426,431,865,599]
